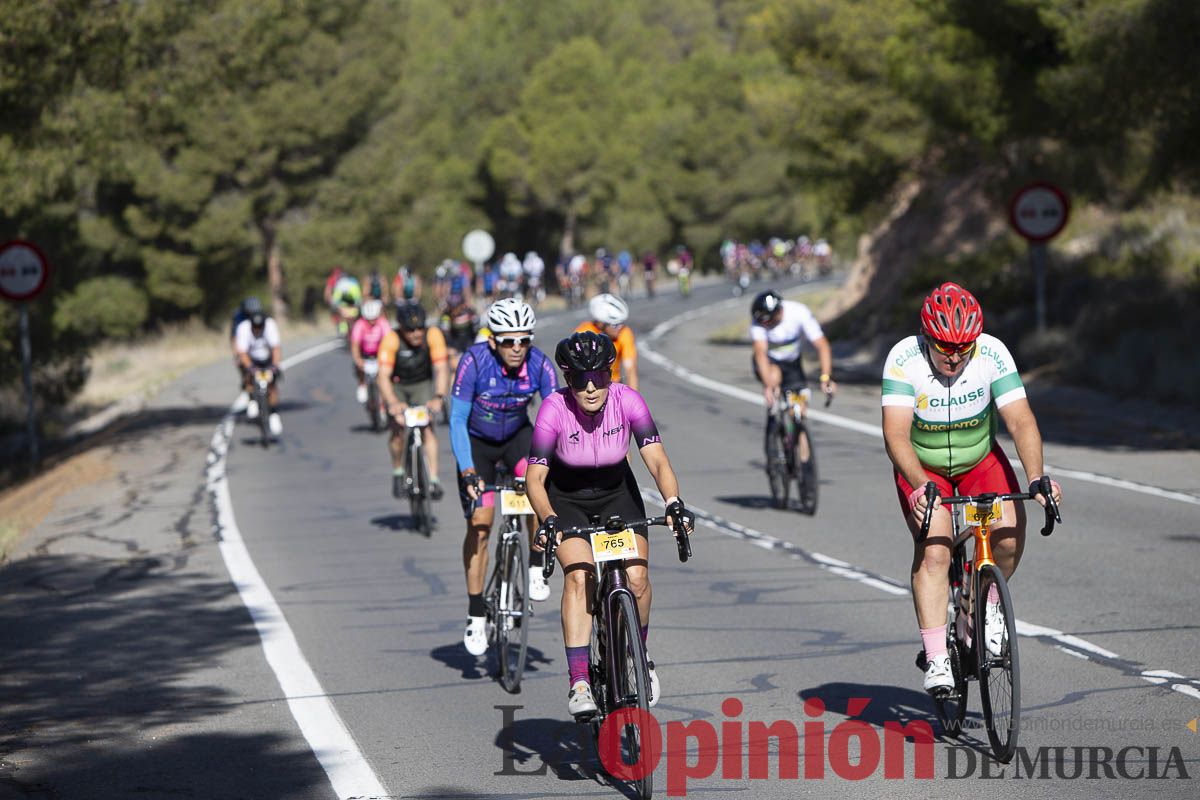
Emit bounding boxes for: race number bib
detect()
[961,498,1003,527]
[500,490,534,516]
[590,529,638,563]
[404,406,431,427]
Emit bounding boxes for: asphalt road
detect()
[216,278,1200,798]
[1,276,1196,799]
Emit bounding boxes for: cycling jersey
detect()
[365,271,385,300]
[449,342,558,470]
[235,318,281,364]
[392,269,417,301]
[350,317,392,358]
[574,320,637,382]
[529,383,661,471]
[378,325,447,384]
[749,300,824,363]
[332,276,362,306]
[881,333,1026,477]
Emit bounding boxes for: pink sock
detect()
[988,583,1000,605]
[921,625,948,660]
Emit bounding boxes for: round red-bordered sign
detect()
[0,240,51,302]
[1009,182,1070,242]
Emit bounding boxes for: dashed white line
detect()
[208,338,389,800]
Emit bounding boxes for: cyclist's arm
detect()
[639,443,681,506]
[882,405,935,497]
[752,338,776,400]
[620,328,638,392]
[811,335,835,393]
[525,463,554,523]
[449,351,477,471]
[997,397,1047,486]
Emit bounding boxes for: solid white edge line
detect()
[208,338,389,800]
[641,298,1200,703]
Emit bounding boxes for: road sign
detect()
[0,239,51,302]
[462,229,495,264]
[1009,182,1069,242]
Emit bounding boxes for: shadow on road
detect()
[0,553,330,799]
[371,512,438,536]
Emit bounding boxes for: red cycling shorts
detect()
[894,442,1020,516]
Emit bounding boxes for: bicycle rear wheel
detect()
[367,382,381,431]
[976,565,1020,762]
[497,532,530,693]
[256,388,270,447]
[612,593,652,800]
[796,424,819,515]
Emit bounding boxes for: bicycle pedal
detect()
[927,686,953,699]
[572,709,598,723]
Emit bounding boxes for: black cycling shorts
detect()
[751,355,807,392]
[547,461,648,539]
[457,424,534,518]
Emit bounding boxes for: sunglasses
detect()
[566,369,612,391]
[495,335,533,348]
[925,336,975,356]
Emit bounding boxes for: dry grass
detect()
[77,317,325,407]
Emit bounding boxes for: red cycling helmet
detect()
[920,282,983,344]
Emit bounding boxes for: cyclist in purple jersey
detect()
[453,298,559,657]
[526,331,695,717]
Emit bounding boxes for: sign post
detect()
[0,240,52,468]
[461,229,496,286]
[1009,182,1069,332]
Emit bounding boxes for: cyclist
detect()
[451,298,559,656]
[641,251,658,297]
[350,299,390,405]
[392,265,422,305]
[378,302,449,500]
[751,289,836,465]
[575,293,638,391]
[523,250,546,306]
[230,296,263,412]
[235,308,283,436]
[881,282,1063,694]
[441,295,480,374]
[363,267,389,304]
[330,272,362,336]
[526,331,695,716]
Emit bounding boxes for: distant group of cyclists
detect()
[722,235,834,294]
[230,249,1064,719]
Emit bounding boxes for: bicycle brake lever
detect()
[917,482,937,542]
[675,527,692,562]
[824,390,833,408]
[1036,476,1061,536]
[542,535,557,577]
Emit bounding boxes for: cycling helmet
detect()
[588,293,629,326]
[395,302,426,331]
[486,297,536,333]
[249,311,267,329]
[241,296,263,315]
[361,299,382,321]
[920,282,983,344]
[556,331,617,373]
[751,290,783,323]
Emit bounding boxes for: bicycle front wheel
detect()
[612,593,653,799]
[497,535,530,693]
[796,424,819,515]
[411,444,433,537]
[976,564,1020,762]
[765,415,789,510]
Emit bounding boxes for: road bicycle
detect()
[916,476,1061,762]
[363,358,383,432]
[764,387,830,513]
[543,514,692,800]
[399,405,434,536]
[478,477,536,693]
[248,366,275,448]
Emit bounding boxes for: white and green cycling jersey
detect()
[881,334,1026,477]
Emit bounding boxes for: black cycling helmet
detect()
[249,310,267,329]
[555,331,617,373]
[751,290,783,323]
[394,301,426,331]
[241,296,263,315]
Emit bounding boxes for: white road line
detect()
[642,305,1200,506]
[208,338,389,800]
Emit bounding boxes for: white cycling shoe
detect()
[246,399,260,420]
[647,658,660,708]
[232,391,250,413]
[355,384,368,404]
[268,413,282,437]
[923,653,954,694]
[568,681,598,717]
[528,570,550,602]
[984,601,1006,657]
[463,616,488,656]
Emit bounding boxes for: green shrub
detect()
[53,276,149,340]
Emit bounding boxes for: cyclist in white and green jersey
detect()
[881,282,1063,694]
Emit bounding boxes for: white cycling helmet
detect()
[487,297,536,333]
[361,299,383,321]
[588,293,629,326]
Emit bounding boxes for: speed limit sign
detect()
[1009,183,1069,242]
[0,240,51,302]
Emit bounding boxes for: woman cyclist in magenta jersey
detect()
[525,331,695,718]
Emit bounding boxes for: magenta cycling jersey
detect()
[350,317,390,357]
[529,383,662,471]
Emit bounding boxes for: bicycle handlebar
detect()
[916,476,1062,543]
[541,514,692,578]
